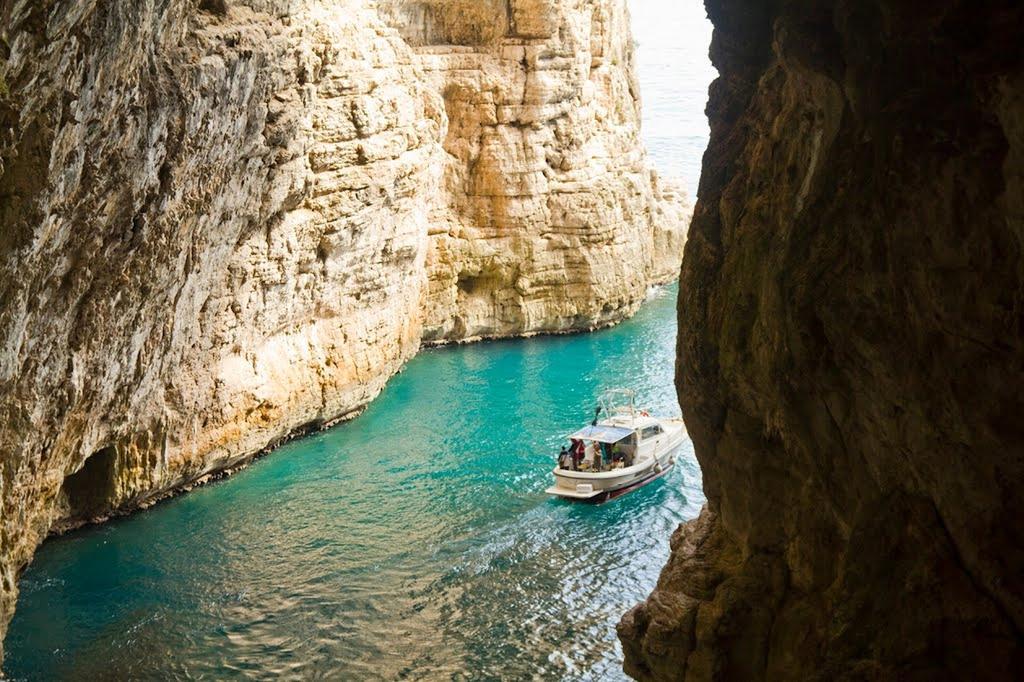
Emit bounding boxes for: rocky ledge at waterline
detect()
[0,0,690,658]
[620,0,1024,679]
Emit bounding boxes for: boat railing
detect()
[651,440,662,472]
[598,388,637,419]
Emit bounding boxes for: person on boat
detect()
[558,445,571,469]
[570,439,584,470]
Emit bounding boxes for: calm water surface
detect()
[7,287,704,680]
[7,3,714,678]
[632,0,716,195]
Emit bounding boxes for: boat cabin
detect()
[559,416,667,473]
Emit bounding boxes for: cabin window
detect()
[641,425,663,440]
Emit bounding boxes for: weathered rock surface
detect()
[0,0,688,661]
[620,0,1024,679]
[0,0,444,662]
[382,0,689,342]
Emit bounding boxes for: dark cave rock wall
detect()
[620,0,1024,679]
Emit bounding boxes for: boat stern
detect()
[544,483,604,500]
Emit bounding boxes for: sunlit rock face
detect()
[380,0,689,343]
[0,0,442,658]
[0,0,687,660]
[619,0,1024,679]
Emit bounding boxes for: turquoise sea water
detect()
[6,2,715,678]
[6,286,704,680]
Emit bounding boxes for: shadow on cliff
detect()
[620,0,1024,679]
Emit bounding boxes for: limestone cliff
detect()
[0,0,687,661]
[620,0,1024,679]
[380,0,688,342]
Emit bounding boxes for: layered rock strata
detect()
[620,0,1024,679]
[0,0,688,660]
[381,0,688,342]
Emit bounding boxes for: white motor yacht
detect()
[545,389,686,502]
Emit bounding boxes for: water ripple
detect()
[7,282,706,680]
[5,0,716,671]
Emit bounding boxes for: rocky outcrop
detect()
[0,0,444,662]
[0,0,687,661]
[381,0,688,342]
[620,0,1024,679]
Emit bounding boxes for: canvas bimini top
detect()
[567,424,634,443]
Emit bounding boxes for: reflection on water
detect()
[6,287,704,680]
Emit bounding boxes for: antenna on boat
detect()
[591,406,602,426]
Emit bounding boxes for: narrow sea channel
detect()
[8,1,715,676]
[7,285,704,680]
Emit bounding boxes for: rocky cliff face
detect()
[0,0,688,660]
[381,0,688,342]
[620,0,1024,679]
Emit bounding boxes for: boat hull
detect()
[544,459,675,503]
[545,447,679,502]
[602,459,674,502]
